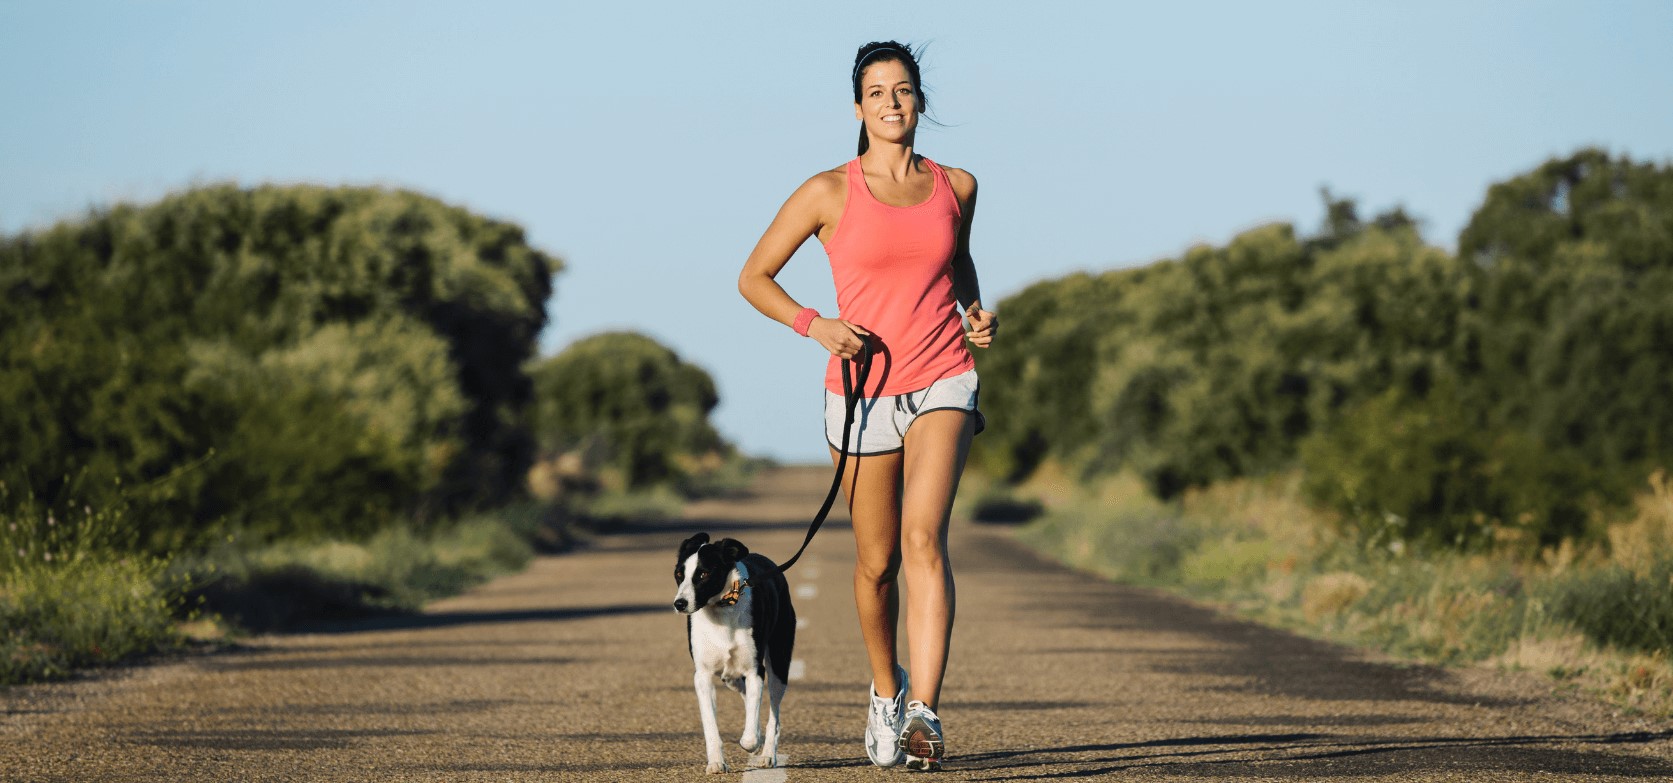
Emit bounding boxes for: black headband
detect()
[852,45,909,86]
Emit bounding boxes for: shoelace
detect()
[906,700,940,723]
[872,692,900,729]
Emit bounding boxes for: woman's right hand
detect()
[808,318,871,360]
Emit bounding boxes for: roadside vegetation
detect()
[0,185,743,685]
[979,467,1673,716]
[972,148,1673,715]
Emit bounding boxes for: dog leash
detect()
[778,339,872,572]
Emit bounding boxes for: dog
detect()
[672,532,796,773]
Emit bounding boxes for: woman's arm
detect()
[737,172,870,360]
[946,168,996,348]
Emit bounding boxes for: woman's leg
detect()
[898,409,976,710]
[832,447,906,696]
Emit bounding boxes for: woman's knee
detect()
[855,550,901,586]
[900,527,946,568]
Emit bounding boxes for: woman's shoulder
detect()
[929,159,977,203]
[813,162,850,188]
[786,165,850,208]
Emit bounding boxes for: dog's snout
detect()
[673,597,689,612]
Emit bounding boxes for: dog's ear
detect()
[717,538,749,564]
[678,532,710,562]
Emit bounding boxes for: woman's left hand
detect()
[965,300,997,348]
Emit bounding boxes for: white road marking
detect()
[789,659,806,681]
[795,583,817,599]
[741,756,789,783]
[795,617,808,630]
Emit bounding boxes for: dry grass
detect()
[1605,469,1673,575]
[1300,572,1372,622]
[1009,468,1673,717]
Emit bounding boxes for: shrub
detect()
[528,332,728,490]
[0,184,559,550]
[1,556,180,683]
[187,510,536,628]
[1299,381,1603,547]
[1,500,180,684]
[970,487,1045,525]
[1545,557,1673,656]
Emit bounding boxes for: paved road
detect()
[5,467,1672,781]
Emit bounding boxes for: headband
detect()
[852,45,910,86]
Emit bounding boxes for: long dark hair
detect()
[851,40,930,156]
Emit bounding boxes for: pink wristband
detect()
[791,307,819,337]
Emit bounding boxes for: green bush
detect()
[1,500,180,684]
[1018,496,1206,584]
[979,148,1673,545]
[969,487,1046,525]
[1,556,180,684]
[1298,382,1602,546]
[0,184,559,549]
[528,332,727,490]
[1545,556,1673,656]
[187,510,536,627]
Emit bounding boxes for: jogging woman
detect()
[737,40,997,771]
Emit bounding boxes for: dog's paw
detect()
[705,759,730,774]
[738,732,761,752]
[748,752,779,769]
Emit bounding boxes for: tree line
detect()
[1,184,728,552]
[975,149,1673,546]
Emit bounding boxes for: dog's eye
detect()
[697,570,708,580]
[674,567,683,580]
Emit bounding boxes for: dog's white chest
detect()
[690,608,757,680]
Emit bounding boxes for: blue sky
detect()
[4,1,1671,461]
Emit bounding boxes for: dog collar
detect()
[717,577,751,607]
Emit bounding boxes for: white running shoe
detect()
[899,700,945,771]
[864,664,909,767]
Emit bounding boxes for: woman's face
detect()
[854,59,919,145]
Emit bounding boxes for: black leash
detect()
[779,341,872,572]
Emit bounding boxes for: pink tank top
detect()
[821,156,975,396]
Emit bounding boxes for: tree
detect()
[0,184,560,548]
[528,332,726,489]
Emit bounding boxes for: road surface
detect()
[4,467,1672,781]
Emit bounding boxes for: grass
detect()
[0,500,543,685]
[1,497,183,684]
[1,472,726,686]
[1004,464,1673,716]
[179,508,538,633]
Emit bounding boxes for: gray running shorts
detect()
[824,368,985,456]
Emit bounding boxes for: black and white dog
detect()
[672,532,796,774]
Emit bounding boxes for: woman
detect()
[737,40,997,772]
